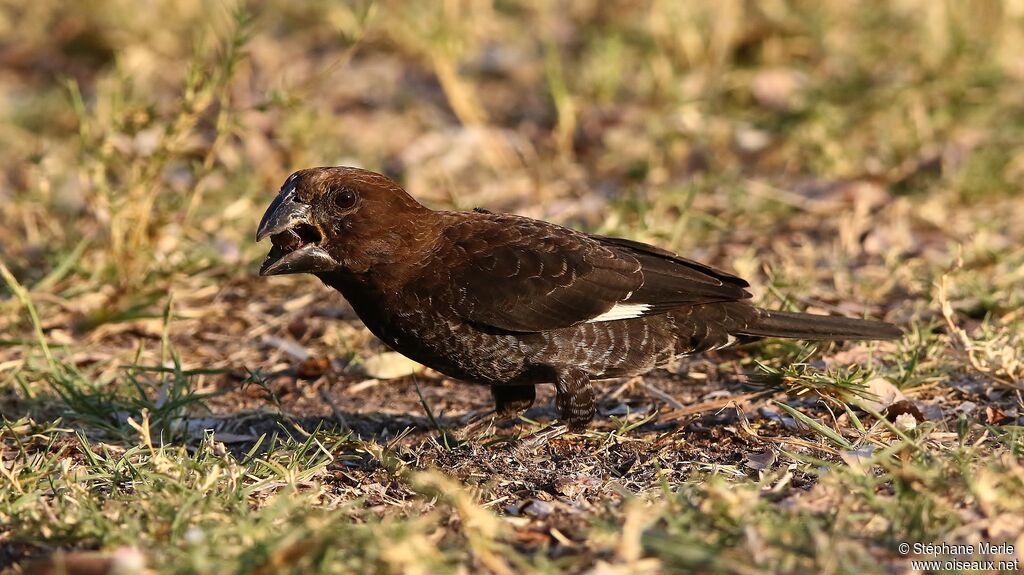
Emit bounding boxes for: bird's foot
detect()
[491,384,536,420]
[555,369,596,431]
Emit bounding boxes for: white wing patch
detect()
[586,303,652,323]
[709,334,738,351]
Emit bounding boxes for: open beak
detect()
[255,186,339,276]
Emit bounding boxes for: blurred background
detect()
[2,0,1022,291]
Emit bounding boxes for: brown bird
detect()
[256,167,901,430]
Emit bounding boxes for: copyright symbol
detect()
[898,543,910,555]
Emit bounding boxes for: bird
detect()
[256,166,902,430]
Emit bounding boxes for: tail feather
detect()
[738,308,902,341]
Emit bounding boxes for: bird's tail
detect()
[737,308,902,341]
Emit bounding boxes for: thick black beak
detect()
[256,185,339,276]
[256,184,306,242]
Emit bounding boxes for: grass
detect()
[2,0,1024,573]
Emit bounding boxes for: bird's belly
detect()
[361,311,531,384]
[365,313,684,384]
[529,315,680,379]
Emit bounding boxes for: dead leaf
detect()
[956,401,978,416]
[861,378,907,412]
[840,446,875,473]
[515,499,553,518]
[357,352,425,379]
[986,406,1009,425]
[745,450,777,471]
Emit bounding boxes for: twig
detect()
[641,380,685,409]
[661,390,772,419]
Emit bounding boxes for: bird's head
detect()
[256,166,429,276]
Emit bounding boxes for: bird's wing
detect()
[588,234,752,313]
[414,214,751,333]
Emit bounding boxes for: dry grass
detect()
[2,1,1024,573]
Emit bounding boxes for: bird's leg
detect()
[491,384,536,418]
[554,369,595,431]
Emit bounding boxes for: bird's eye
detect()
[334,188,356,210]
